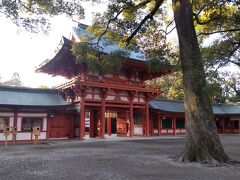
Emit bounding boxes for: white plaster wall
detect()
[43,118,47,131]
[0,134,13,141]
[139,98,145,103]
[94,95,101,100]
[153,129,158,134]
[9,117,14,127]
[32,132,46,140]
[168,130,173,133]
[85,94,93,99]
[0,112,14,116]
[17,117,22,131]
[134,126,142,135]
[106,96,115,100]
[133,98,138,102]
[16,133,32,140]
[120,97,129,102]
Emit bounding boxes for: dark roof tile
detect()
[0,86,70,107]
[149,99,240,115]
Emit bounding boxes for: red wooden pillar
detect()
[157,113,161,136]
[145,103,150,136]
[100,101,105,138]
[221,117,225,134]
[79,97,85,140]
[90,110,95,138]
[13,110,17,127]
[100,89,106,138]
[129,97,134,137]
[173,115,176,135]
[142,109,145,136]
[107,117,111,136]
[149,114,152,136]
[46,113,50,140]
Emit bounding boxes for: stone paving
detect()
[0,135,240,180]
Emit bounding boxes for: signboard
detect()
[85,118,90,128]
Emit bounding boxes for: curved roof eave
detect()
[36,36,72,72]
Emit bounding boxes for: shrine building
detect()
[0,23,240,142]
[36,23,175,139]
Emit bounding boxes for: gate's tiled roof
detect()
[149,99,240,115]
[72,23,146,61]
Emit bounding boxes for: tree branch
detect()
[95,9,123,46]
[92,0,155,49]
[126,0,164,45]
[197,28,240,36]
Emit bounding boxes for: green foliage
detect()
[37,85,49,89]
[194,0,240,68]
[72,42,127,74]
[0,0,84,32]
[146,72,184,100]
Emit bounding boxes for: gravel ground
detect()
[0,135,239,180]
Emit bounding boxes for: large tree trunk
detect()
[172,0,230,164]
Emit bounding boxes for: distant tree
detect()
[3,72,23,87]
[36,85,49,89]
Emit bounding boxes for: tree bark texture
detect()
[172,0,230,164]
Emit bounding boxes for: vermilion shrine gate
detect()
[37,23,174,139]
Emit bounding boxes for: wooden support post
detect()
[173,115,176,135]
[100,101,105,138]
[157,113,161,136]
[79,97,85,140]
[107,117,111,136]
[13,110,17,127]
[142,109,145,136]
[129,97,134,137]
[100,89,107,138]
[46,113,51,140]
[145,103,150,136]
